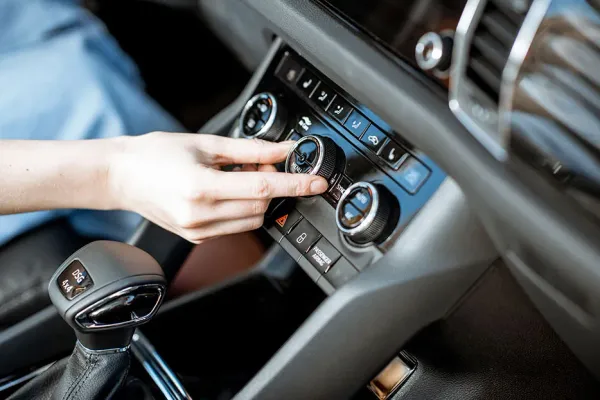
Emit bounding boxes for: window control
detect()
[288,219,321,254]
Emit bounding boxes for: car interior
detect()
[1,0,600,399]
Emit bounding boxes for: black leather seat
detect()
[0,219,89,330]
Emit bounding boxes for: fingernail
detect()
[310,178,329,194]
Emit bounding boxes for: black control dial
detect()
[239,92,287,141]
[336,182,398,245]
[285,135,340,186]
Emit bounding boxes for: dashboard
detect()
[233,45,445,292]
[213,0,600,398]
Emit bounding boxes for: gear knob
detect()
[49,241,166,351]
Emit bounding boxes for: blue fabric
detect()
[0,0,184,246]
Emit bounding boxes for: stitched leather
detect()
[8,344,130,400]
[0,220,88,330]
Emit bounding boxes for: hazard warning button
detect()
[274,208,303,235]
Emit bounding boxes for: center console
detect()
[231,45,445,294]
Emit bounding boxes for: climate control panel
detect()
[233,45,445,294]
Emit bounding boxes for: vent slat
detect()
[481,12,519,49]
[472,31,511,73]
[468,55,503,102]
[465,1,531,105]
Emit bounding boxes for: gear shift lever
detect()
[49,240,166,351]
[9,241,166,400]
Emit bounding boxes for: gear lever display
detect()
[48,240,166,351]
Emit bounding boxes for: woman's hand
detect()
[110,132,328,243]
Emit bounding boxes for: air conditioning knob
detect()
[239,92,288,141]
[285,135,342,188]
[336,182,398,245]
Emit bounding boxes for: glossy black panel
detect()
[315,0,467,86]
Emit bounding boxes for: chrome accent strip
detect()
[0,363,53,393]
[239,92,278,139]
[131,331,192,400]
[76,340,130,355]
[499,0,552,141]
[450,0,508,161]
[74,284,165,331]
[335,182,380,238]
[284,135,325,176]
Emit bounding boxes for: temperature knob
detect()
[285,135,342,187]
[239,92,287,141]
[336,182,398,245]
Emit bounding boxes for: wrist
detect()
[105,135,135,211]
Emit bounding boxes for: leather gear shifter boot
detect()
[9,343,130,400]
[8,241,165,400]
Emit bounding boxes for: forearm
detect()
[0,138,124,215]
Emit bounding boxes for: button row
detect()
[273,206,358,287]
[277,54,411,168]
[276,52,431,194]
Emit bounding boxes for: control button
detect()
[344,110,370,138]
[380,139,407,169]
[289,219,321,254]
[340,202,364,229]
[239,92,287,141]
[295,139,319,165]
[276,55,302,85]
[336,182,398,245]
[328,96,352,123]
[329,175,352,202]
[325,258,358,288]
[312,83,336,110]
[255,99,272,121]
[297,69,319,97]
[242,110,265,136]
[307,238,341,273]
[295,114,315,134]
[395,157,430,193]
[360,125,387,153]
[285,135,343,192]
[275,208,303,235]
[349,188,372,214]
[57,260,94,300]
[287,151,313,174]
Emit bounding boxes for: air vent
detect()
[450,0,532,160]
[467,1,528,104]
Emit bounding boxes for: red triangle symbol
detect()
[275,214,288,228]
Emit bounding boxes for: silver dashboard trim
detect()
[499,0,552,141]
[450,0,509,160]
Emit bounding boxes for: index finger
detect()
[198,135,295,166]
[204,170,329,200]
